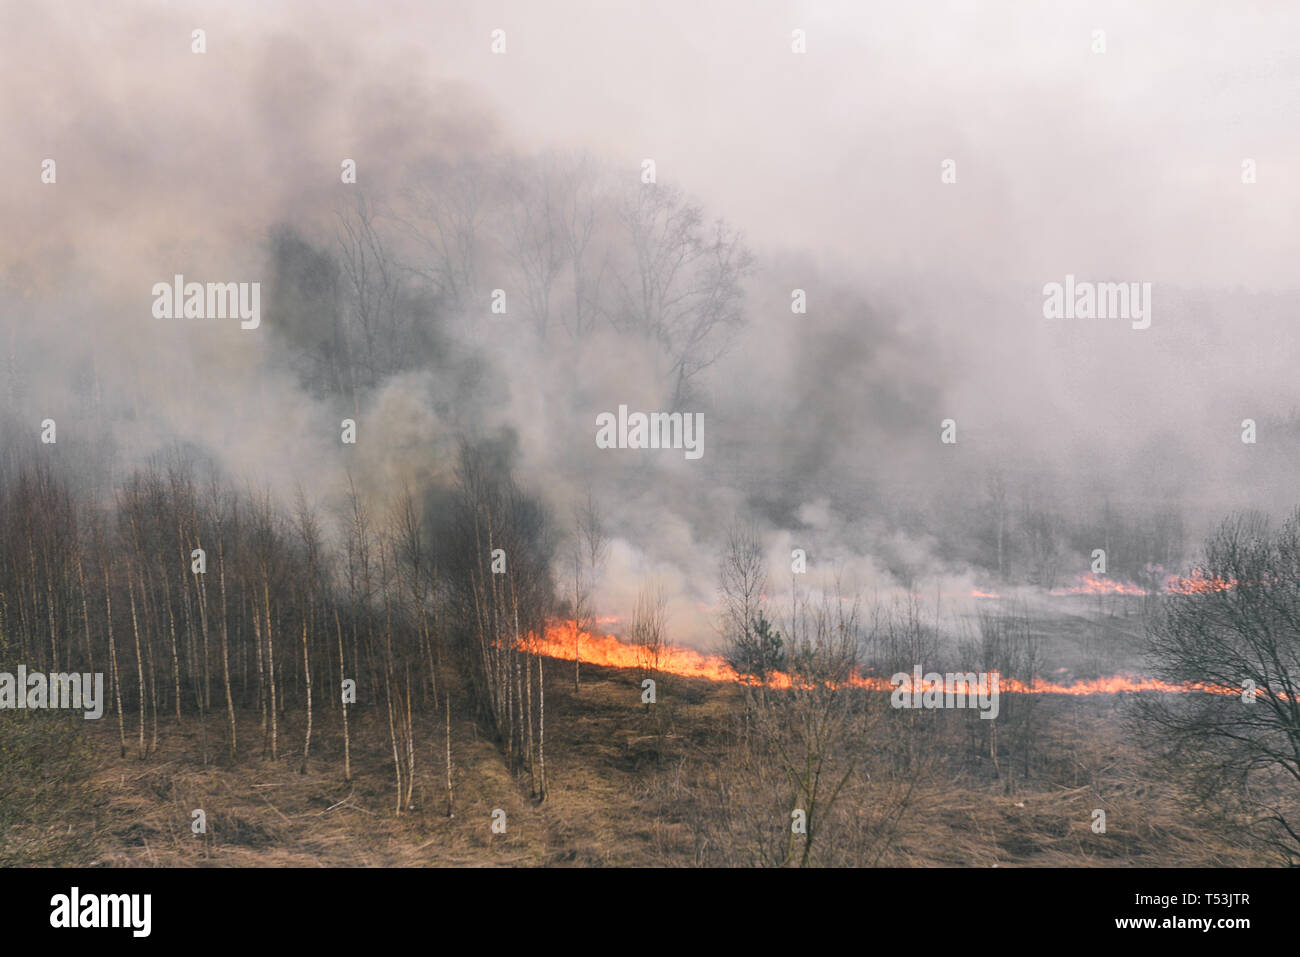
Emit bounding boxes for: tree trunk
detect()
[300,602,313,773]
[444,693,454,817]
[128,575,146,758]
[538,653,546,801]
[217,538,236,760]
[104,563,126,758]
[264,578,277,761]
[335,607,351,783]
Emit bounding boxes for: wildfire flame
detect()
[1163,571,1239,595]
[543,618,743,685]
[537,619,1256,698]
[969,571,1240,599]
[1051,573,1148,597]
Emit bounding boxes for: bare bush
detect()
[1139,510,1300,863]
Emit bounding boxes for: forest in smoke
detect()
[9,132,1291,660]
[5,5,1300,644]
[11,132,1300,640]
[3,2,1300,869]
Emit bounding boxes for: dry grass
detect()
[2,658,1283,867]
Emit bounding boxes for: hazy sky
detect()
[7,1,1300,278]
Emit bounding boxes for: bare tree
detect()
[400,159,489,321]
[698,586,924,867]
[570,487,608,692]
[611,182,753,405]
[1019,480,1064,590]
[211,478,237,760]
[335,192,417,392]
[986,468,1008,579]
[631,581,669,675]
[503,154,568,340]
[554,153,608,340]
[718,521,775,682]
[293,488,323,774]
[444,440,556,795]
[1140,510,1300,863]
[770,588,862,866]
[968,603,1041,787]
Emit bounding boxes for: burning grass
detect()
[535,619,1255,699]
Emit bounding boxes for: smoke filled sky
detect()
[4,1,1299,645]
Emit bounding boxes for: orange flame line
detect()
[970,571,1240,598]
[538,619,1268,699]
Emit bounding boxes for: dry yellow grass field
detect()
[3,657,1276,868]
